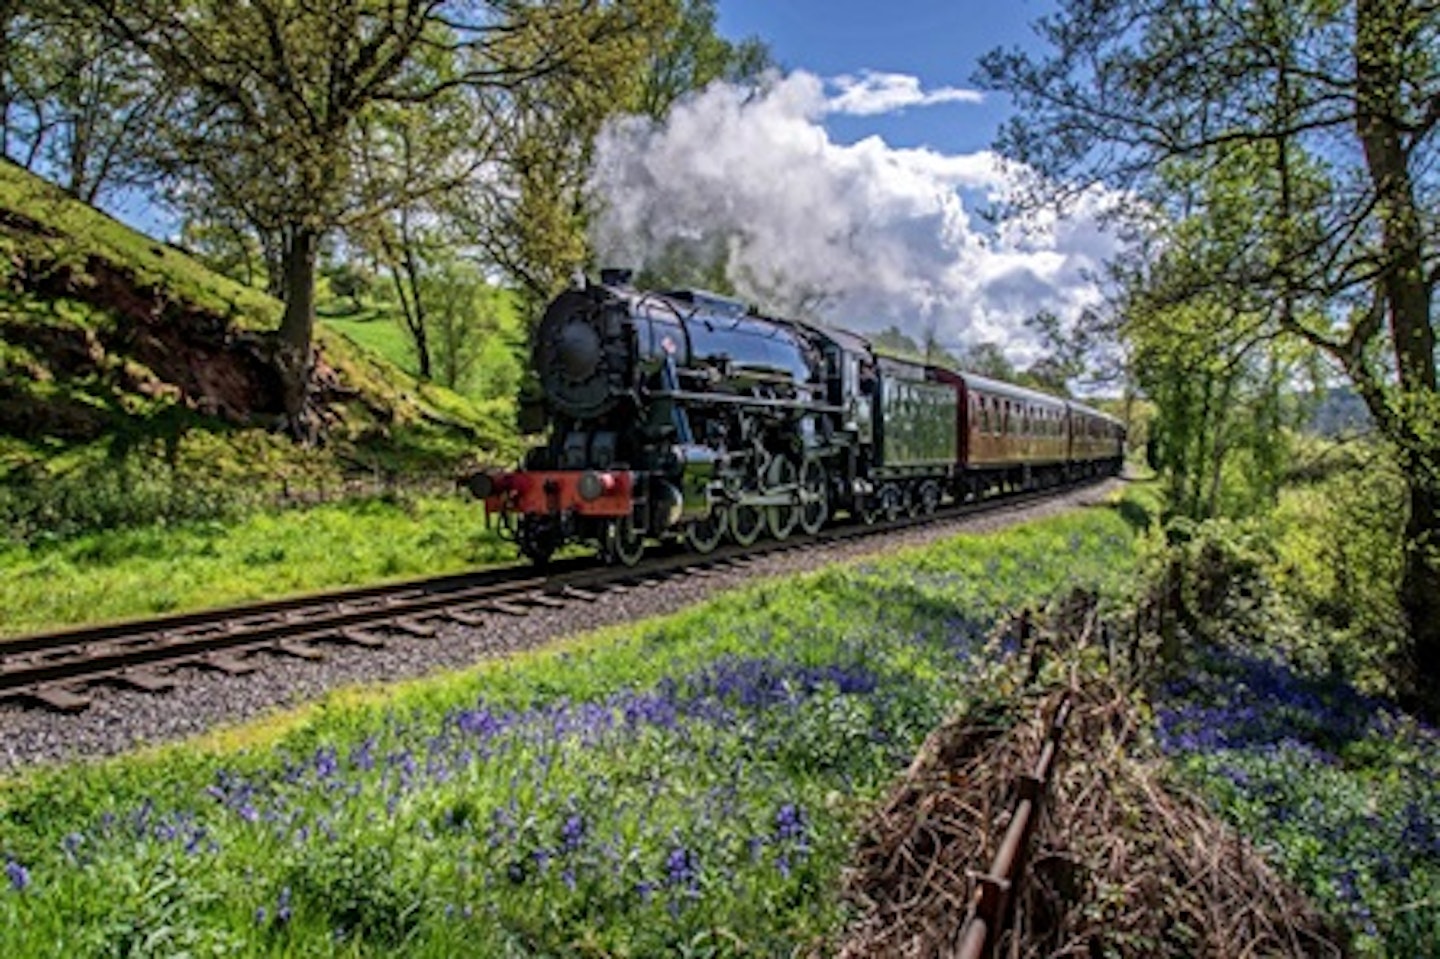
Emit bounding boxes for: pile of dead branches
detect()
[832,594,1349,958]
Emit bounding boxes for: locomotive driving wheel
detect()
[603,515,645,567]
[798,458,829,535]
[765,457,801,540]
[684,505,727,554]
[729,500,765,546]
[858,492,880,525]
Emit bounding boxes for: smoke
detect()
[588,71,1125,364]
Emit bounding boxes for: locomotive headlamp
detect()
[578,470,614,501]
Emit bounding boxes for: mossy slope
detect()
[0,161,516,540]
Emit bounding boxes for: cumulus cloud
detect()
[825,70,984,116]
[588,72,1126,365]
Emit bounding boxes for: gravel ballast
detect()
[0,480,1124,772]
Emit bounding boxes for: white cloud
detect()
[825,70,984,116]
[588,72,1128,366]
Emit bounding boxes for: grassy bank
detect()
[0,494,1142,955]
[0,493,509,637]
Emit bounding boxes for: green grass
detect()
[0,493,510,637]
[321,309,418,374]
[0,160,278,330]
[0,492,1143,956]
[319,285,526,408]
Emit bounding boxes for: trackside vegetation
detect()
[0,493,510,638]
[0,496,1142,956]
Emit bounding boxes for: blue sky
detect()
[717,0,1055,156]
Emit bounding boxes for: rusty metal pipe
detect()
[991,798,1033,880]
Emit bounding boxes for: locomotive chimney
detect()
[599,267,634,288]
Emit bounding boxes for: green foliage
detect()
[0,454,246,547]
[1270,445,1408,689]
[475,0,771,317]
[0,495,1144,954]
[1143,440,1408,695]
[982,0,1440,701]
[1,3,160,205]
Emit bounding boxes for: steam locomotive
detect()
[469,270,1124,565]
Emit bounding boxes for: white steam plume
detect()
[588,71,1125,364]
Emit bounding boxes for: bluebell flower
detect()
[775,803,806,842]
[665,846,697,888]
[313,747,338,779]
[6,860,29,892]
[561,814,586,852]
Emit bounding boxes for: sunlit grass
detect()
[0,494,510,637]
[321,310,418,375]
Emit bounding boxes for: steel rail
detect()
[0,477,1111,712]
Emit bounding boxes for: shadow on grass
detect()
[1106,495,1154,534]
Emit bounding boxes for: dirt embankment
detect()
[0,241,352,441]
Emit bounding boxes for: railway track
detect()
[0,480,1108,712]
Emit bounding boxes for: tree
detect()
[422,257,516,394]
[957,341,1017,382]
[980,0,1440,709]
[1021,309,1097,396]
[351,94,491,381]
[633,0,769,119]
[83,0,627,437]
[1,2,162,202]
[471,0,769,320]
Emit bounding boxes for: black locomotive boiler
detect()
[470,271,1124,565]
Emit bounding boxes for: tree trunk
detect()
[1400,481,1440,713]
[276,225,320,440]
[1356,0,1440,713]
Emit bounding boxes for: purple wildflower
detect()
[665,846,697,888]
[6,860,29,892]
[561,814,586,852]
[775,803,806,842]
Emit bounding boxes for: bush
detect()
[0,458,250,547]
[1144,443,1406,695]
